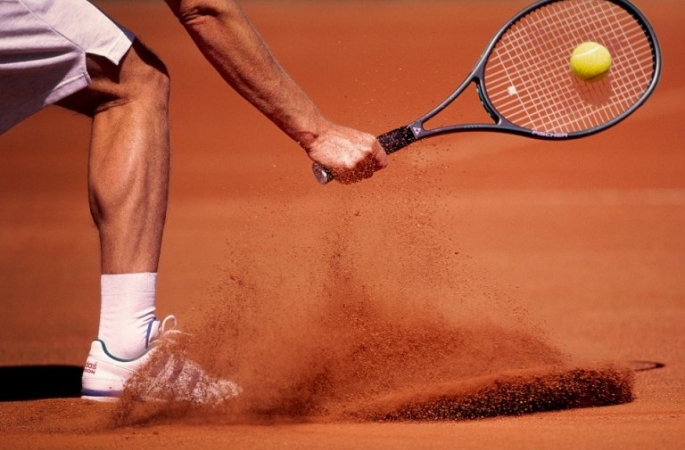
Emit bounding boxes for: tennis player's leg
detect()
[62,41,240,403]
[57,39,170,359]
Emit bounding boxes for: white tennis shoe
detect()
[81,315,240,404]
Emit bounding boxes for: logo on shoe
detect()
[84,361,98,374]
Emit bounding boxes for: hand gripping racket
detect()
[312,0,662,184]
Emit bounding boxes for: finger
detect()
[334,161,375,184]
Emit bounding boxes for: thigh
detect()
[0,0,135,133]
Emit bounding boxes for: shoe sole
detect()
[81,394,120,403]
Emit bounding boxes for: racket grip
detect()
[311,126,416,185]
[377,126,416,154]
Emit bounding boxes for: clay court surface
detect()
[1,0,684,448]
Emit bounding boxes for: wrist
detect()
[292,115,332,153]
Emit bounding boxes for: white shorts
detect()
[0,0,135,135]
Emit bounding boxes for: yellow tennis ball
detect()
[570,42,612,81]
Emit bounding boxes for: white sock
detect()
[98,272,157,359]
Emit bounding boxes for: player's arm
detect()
[162,0,387,183]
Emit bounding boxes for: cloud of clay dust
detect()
[115,168,633,425]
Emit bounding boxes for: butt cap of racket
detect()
[312,163,334,185]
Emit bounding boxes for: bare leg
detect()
[58,40,170,274]
[58,39,170,359]
[65,39,239,403]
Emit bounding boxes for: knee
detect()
[118,40,170,111]
[78,39,170,116]
[58,40,170,117]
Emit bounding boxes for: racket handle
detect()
[311,126,416,185]
[377,126,417,154]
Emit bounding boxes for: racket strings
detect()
[484,0,656,134]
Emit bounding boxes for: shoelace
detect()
[146,315,185,347]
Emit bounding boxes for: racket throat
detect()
[476,84,500,125]
[418,79,502,136]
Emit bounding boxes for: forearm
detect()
[164,0,328,148]
[164,0,387,183]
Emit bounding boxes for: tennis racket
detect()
[313,0,662,184]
